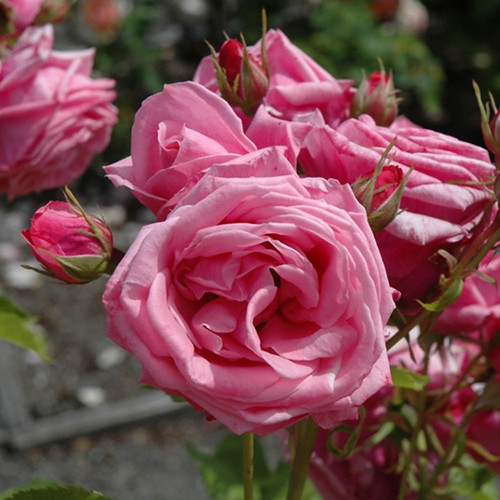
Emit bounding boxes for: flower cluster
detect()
[22,20,500,500]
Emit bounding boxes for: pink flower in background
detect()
[436,251,500,336]
[194,29,354,128]
[308,337,484,499]
[104,82,259,220]
[0,25,117,199]
[0,0,45,42]
[103,152,395,435]
[23,200,113,284]
[299,114,496,307]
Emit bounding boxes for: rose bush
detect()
[0,24,117,199]
[103,149,395,435]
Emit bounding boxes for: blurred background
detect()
[1,1,500,498]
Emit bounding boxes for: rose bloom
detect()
[103,151,395,435]
[0,25,117,199]
[23,200,113,284]
[297,114,496,307]
[105,82,260,220]
[194,29,354,128]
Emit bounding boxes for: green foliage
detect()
[295,0,444,118]
[0,482,110,500]
[188,432,321,500]
[390,365,430,391]
[0,295,50,362]
[445,455,500,500]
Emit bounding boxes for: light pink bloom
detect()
[103,152,395,435]
[0,25,117,199]
[194,29,354,129]
[23,200,113,284]
[104,81,258,220]
[299,114,495,306]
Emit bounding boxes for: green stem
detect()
[243,432,254,500]
[286,417,319,500]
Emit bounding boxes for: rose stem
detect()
[286,416,319,500]
[243,431,254,500]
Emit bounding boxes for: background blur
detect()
[1,1,500,499]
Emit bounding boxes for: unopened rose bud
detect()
[351,69,401,126]
[208,33,269,117]
[353,162,407,232]
[22,195,114,284]
[473,81,500,167]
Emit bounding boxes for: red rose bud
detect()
[474,81,500,167]
[352,143,409,232]
[22,194,114,284]
[351,69,401,126]
[208,35,269,117]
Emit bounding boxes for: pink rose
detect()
[104,81,258,220]
[298,114,496,306]
[103,151,395,435]
[194,29,354,128]
[0,0,45,42]
[0,25,117,199]
[23,199,113,284]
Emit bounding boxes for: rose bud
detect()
[208,36,269,117]
[352,148,407,232]
[474,81,500,166]
[351,69,401,126]
[23,195,114,284]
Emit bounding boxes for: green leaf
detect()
[0,484,111,500]
[446,454,500,500]
[0,296,51,362]
[390,365,430,391]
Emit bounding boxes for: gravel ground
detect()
[0,192,232,499]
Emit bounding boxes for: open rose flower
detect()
[298,114,496,307]
[194,29,354,128]
[104,82,259,220]
[103,151,395,435]
[0,25,117,199]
